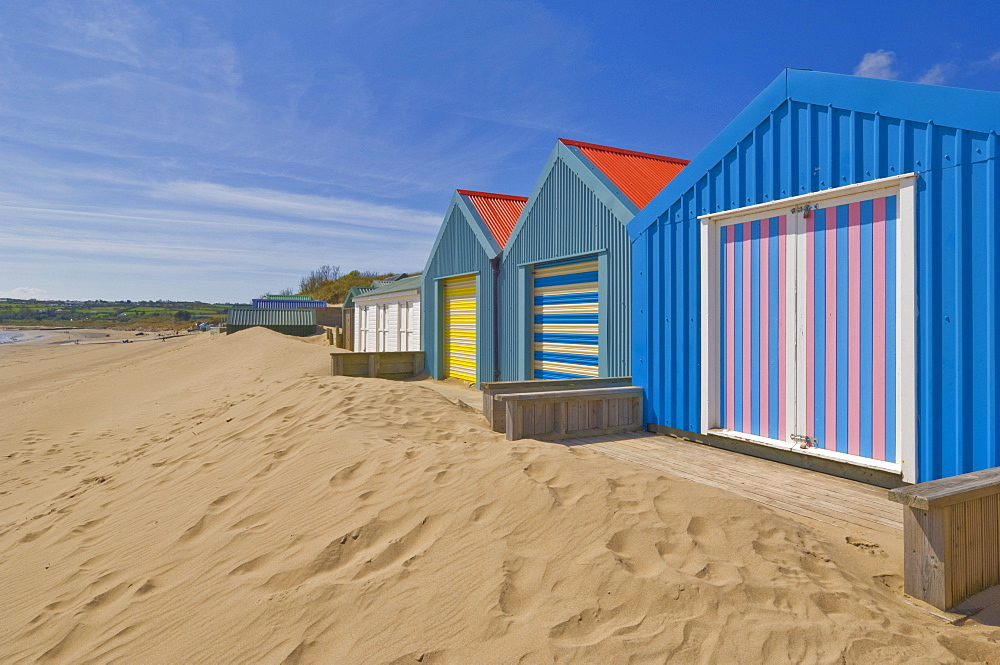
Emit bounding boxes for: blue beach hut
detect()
[629,69,1000,483]
[499,139,688,381]
[422,190,527,385]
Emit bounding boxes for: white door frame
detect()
[358,307,368,352]
[399,301,412,351]
[698,173,918,481]
[377,303,388,352]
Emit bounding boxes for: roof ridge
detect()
[456,189,529,202]
[559,138,690,165]
[458,189,527,249]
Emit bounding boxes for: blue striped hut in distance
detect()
[499,139,688,381]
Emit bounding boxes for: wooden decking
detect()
[563,432,902,534]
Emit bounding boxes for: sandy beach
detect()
[2,328,1000,664]
[0,327,165,348]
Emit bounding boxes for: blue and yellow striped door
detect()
[442,274,477,383]
[532,257,599,379]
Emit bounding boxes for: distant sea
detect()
[0,330,61,345]
[0,331,24,344]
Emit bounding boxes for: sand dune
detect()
[2,328,1000,664]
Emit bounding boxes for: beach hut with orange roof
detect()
[498,139,688,381]
[422,190,527,386]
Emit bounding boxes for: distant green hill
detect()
[0,300,231,329]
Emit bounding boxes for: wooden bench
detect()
[481,377,631,433]
[496,386,643,441]
[330,351,424,380]
[888,467,1000,610]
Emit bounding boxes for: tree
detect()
[311,269,398,304]
[299,264,341,295]
[174,310,192,321]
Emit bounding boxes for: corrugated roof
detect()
[342,286,376,309]
[354,274,422,300]
[252,298,328,309]
[226,308,317,326]
[458,190,528,248]
[265,294,311,300]
[559,139,689,208]
[370,274,410,287]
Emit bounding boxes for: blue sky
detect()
[2,0,999,302]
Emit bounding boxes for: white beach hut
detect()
[352,275,421,353]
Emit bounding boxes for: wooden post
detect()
[901,506,949,608]
[368,353,379,379]
[506,403,523,442]
[888,467,1000,610]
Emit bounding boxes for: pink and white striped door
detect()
[719,215,795,444]
[719,195,898,463]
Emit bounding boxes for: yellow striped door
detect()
[532,257,600,379]
[442,274,477,383]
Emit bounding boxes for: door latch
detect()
[790,203,819,217]
[790,433,818,449]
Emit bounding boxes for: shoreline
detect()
[0,327,192,348]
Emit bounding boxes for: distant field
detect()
[0,300,232,328]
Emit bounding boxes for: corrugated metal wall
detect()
[501,156,632,380]
[635,95,1000,482]
[226,307,318,336]
[252,299,328,309]
[422,205,495,383]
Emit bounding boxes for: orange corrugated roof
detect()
[458,190,528,249]
[559,139,689,208]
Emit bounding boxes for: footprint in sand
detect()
[19,525,52,543]
[521,460,586,507]
[228,553,275,576]
[607,528,669,578]
[846,537,888,557]
[604,477,647,514]
[70,517,106,537]
[548,603,642,646]
[498,555,548,616]
[177,492,242,543]
[263,514,443,591]
[328,459,369,489]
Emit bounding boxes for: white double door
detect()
[398,301,416,352]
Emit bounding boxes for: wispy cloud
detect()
[146,181,441,232]
[0,199,434,244]
[0,287,49,299]
[917,63,951,86]
[854,50,900,80]
[854,51,958,86]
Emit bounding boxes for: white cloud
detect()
[0,200,431,246]
[854,50,900,80]
[917,64,950,86]
[147,181,442,232]
[0,286,49,299]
